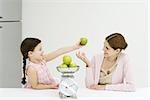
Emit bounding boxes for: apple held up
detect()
[80,37,88,45]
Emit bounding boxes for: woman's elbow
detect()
[124,83,136,92]
[130,84,136,92]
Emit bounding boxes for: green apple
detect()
[63,55,72,65]
[80,37,88,45]
[69,63,77,68]
[59,64,68,68]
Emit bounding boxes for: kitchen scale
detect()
[56,66,79,98]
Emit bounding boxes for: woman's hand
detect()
[76,51,90,67]
[90,84,106,90]
[76,51,86,60]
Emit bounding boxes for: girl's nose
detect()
[41,51,44,55]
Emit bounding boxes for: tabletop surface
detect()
[0,87,149,100]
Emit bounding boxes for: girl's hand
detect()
[90,84,106,90]
[73,41,84,49]
[76,51,90,66]
[50,83,59,89]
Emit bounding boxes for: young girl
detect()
[76,33,136,92]
[20,37,83,89]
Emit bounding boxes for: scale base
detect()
[59,92,77,99]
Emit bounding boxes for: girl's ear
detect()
[28,51,33,57]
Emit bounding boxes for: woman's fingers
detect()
[81,52,85,56]
[76,51,82,58]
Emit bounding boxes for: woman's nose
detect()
[103,47,105,51]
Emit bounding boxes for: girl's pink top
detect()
[25,60,56,88]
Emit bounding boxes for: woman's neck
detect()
[106,54,119,62]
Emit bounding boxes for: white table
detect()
[0,87,149,100]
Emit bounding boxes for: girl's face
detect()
[103,40,120,58]
[28,43,44,61]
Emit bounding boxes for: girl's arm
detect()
[43,42,82,62]
[27,67,58,89]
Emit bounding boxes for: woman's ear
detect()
[116,49,121,53]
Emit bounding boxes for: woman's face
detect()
[28,43,44,61]
[103,40,119,58]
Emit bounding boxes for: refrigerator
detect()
[0,0,22,88]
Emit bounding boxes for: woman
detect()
[76,33,135,92]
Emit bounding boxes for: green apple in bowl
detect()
[80,37,88,45]
[63,55,72,65]
[69,63,78,68]
[59,64,68,68]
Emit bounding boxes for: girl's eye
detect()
[106,47,109,50]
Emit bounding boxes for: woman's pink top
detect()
[85,53,136,92]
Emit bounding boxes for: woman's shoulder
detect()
[93,53,104,60]
[119,53,129,58]
[118,53,130,63]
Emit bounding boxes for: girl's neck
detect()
[29,58,42,64]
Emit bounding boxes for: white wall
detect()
[148,0,150,87]
[22,0,149,88]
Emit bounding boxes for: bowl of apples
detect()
[57,55,79,73]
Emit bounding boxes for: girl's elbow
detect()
[32,86,38,89]
[31,84,39,89]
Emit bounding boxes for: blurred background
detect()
[22,0,149,88]
[1,0,148,88]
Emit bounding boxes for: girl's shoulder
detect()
[27,60,47,70]
[28,60,47,66]
[26,64,36,76]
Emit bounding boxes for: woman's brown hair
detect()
[105,33,128,50]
